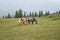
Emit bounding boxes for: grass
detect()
[0,17,60,40]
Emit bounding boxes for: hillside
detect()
[48,13,60,20]
[0,14,60,40]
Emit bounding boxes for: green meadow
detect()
[0,14,60,40]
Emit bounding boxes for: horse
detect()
[18,17,38,24]
[26,17,38,24]
[18,18,26,24]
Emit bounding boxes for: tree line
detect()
[2,9,60,18]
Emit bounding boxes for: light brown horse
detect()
[18,18,26,24]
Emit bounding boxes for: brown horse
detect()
[26,17,38,24]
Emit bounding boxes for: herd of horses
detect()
[19,17,38,24]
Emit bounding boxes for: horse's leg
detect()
[23,22,25,24]
[32,21,33,24]
[34,19,38,24]
[28,21,30,24]
[27,19,30,24]
[35,20,38,24]
[32,20,34,24]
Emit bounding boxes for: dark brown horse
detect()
[26,17,38,24]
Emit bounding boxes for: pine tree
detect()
[40,10,43,16]
[39,11,43,17]
[2,15,4,18]
[24,11,26,17]
[35,12,37,17]
[45,11,50,16]
[7,13,11,18]
[59,10,60,14]
[15,9,23,18]
[15,10,18,18]
[18,9,23,18]
[29,12,32,17]
[32,12,34,17]
[39,11,41,17]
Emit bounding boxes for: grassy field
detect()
[0,17,60,40]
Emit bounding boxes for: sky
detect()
[0,0,60,17]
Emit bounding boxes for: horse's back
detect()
[18,18,27,24]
